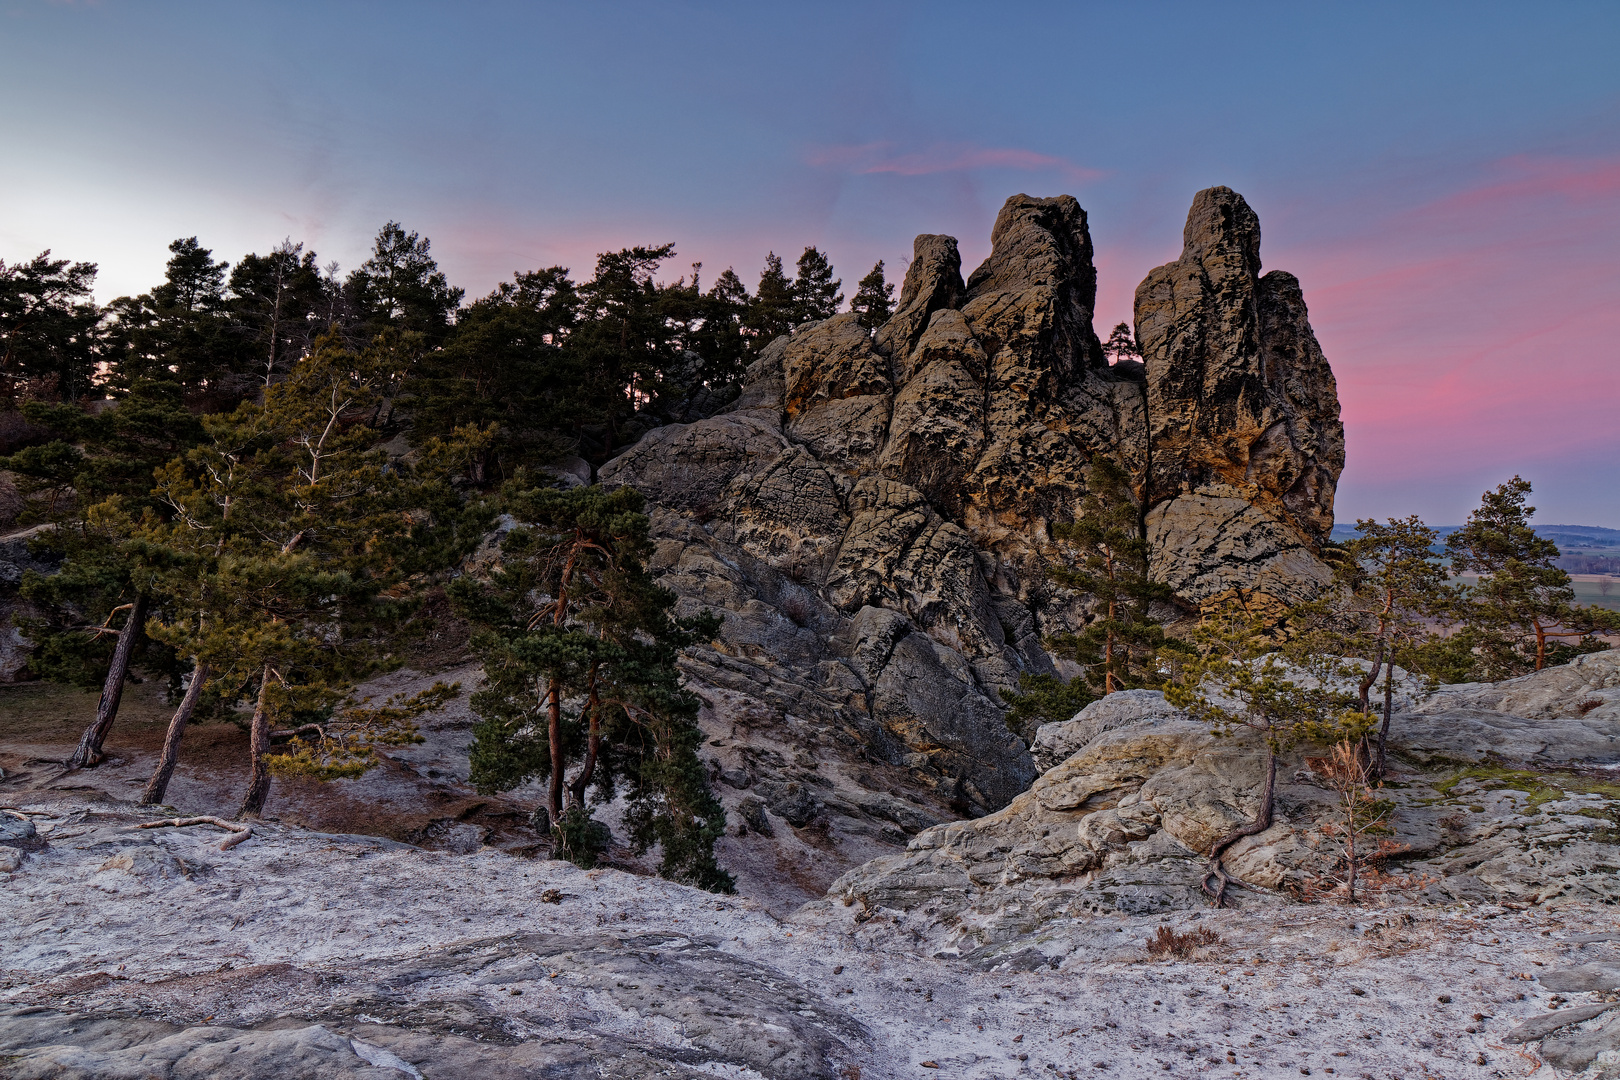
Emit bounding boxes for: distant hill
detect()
[1329,523,1620,574]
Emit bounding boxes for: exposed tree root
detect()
[135,816,254,851]
[1201,751,1277,908]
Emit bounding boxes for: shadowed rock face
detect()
[1137,186,1344,605]
[599,188,1342,881]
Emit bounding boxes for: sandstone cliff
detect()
[596,188,1344,893]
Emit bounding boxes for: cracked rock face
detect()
[597,189,1342,891]
[830,652,1620,938]
[1137,187,1344,606]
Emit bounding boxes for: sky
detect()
[3,1,1618,526]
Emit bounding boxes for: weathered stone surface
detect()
[2,800,1581,1080]
[1030,688,1189,772]
[1538,1012,1620,1075]
[1505,1002,1620,1043]
[1145,484,1336,606]
[782,313,893,473]
[831,656,1620,934]
[1137,186,1344,605]
[593,189,1345,898]
[1539,964,1620,992]
[1410,648,1620,723]
[953,195,1145,579]
[874,234,965,360]
[876,310,987,516]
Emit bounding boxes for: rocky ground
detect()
[5,798,1620,1080]
[0,655,951,916]
[836,653,1620,935]
[4,652,1620,1078]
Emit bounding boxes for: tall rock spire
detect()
[1135,186,1344,605]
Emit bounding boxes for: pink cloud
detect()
[808,141,1103,184]
[1272,154,1620,518]
[1424,155,1620,215]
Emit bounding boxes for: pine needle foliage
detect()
[1446,476,1619,676]
[449,483,732,891]
[1048,455,1182,694]
[850,261,895,329]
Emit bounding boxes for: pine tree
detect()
[228,240,329,386]
[1,379,205,766]
[405,266,580,483]
[850,260,895,330]
[0,250,103,406]
[688,267,752,390]
[135,333,428,817]
[998,672,1096,745]
[748,252,796,343]
[792,246,842,324]
[344,222,464,343]
[567,244,682,456]
[1047,456,1181,694]
[1102,322,1141,365]
[1299,516,1455,775]
[1447,476,1620,676]
[449,483,732,890]
[1165,602,1363,906]
[105,237,253,406]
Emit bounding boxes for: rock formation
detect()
[596,187,1343,886]
[1137,186,1345,607]
[830,650,1620,935]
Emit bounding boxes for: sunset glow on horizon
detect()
[3,1,1617,526]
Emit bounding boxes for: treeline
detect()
[0,222,895,890]
[1,225,896,475]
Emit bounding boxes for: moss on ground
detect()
[1433,764,1620,815]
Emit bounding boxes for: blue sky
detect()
[4,1,1618,524]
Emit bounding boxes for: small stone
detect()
[1436,994,1450,1003]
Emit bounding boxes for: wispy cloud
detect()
[807,141,1103,184]
[1424,154,1620,215]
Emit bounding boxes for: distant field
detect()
[1571,575,1620,612]
[1453,574,1620,612]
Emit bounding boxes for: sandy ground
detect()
[3,798,1615,1079]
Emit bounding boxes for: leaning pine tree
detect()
[131,332,424,817]
[449,483,733,891]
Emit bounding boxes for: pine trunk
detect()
[567,675,601,809]
[139,660,209,806]
[546,676,564,828]
[70,594,148,768]
[1375,659,1396,777]
[236,666,275,820]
